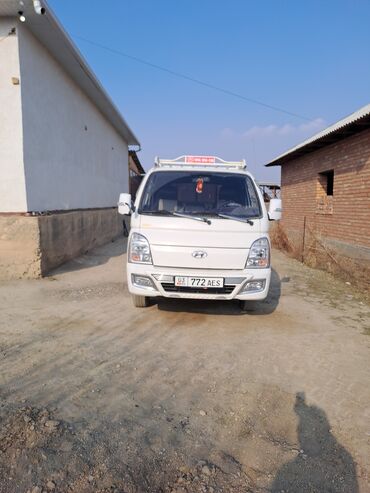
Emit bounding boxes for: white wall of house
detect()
[18,24,129,212]
[0,19,27,212]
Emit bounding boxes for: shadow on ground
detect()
[48,236,127,275]
[271,392,358,493]
[156,268,281,315]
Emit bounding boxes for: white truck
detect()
[118,155,282,309]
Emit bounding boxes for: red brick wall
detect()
[281,128,370,249]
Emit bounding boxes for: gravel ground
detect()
[0,238,369,493]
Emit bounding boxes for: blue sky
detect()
[49,0,370,181]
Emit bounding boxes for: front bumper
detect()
[127,263,271,301]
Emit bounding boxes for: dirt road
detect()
[0,238,369,493]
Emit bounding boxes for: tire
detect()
[132,294,150,308]
[239,300,248,312]
[239,300,258,312]
[239,300,253,312]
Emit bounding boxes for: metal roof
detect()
[258,182,281,188]
[265,103,370,167]
[0,0,140,146]
[129,150,145,175]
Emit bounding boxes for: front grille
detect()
[161,282,235,294]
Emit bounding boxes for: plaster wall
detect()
[18,25,129,212]
[0,19,27,212]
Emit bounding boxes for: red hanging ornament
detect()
[196,178,204,194]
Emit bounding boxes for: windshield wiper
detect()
[142,210,211,225]
[142,210,173,216]
[172,211,211,225]
[216,213,254,226]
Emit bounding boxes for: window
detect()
[139,171,262,219]
[319,170,334,196]
[316,169,334,214]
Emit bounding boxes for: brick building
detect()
[266,104,370,265]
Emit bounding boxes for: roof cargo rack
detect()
[154,155,246,169]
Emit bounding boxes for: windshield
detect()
[139,171,262,219]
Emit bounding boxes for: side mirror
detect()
[268,198,282,221]
[118,193,134,215]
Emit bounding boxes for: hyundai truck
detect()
[118,155,282,309]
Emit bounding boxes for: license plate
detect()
[175,276,224,288]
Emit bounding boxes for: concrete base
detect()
[0,215,41,279]
[282,226,370,265]
[325,237,370,263]
[269,223,370,292]
[0,208,124,279]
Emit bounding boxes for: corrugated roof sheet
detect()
[265,103,370,166]
[129,150,146,175]
[258,182,281,188]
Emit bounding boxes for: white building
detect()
[0,0,140,278]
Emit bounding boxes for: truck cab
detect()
[118,155,282,309]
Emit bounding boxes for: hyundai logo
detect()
[192,250,208,259]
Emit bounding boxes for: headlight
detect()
[246,237,270,268]
[239,279,266,293]
[129,233,152,264]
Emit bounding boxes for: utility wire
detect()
[75,35,313,122]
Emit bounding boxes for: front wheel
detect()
[132,294,151,308]
[239,300,256,312]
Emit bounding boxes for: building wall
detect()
[0,209,124,280]
[38,208,124,274]
[281,129,370,258]
[0,19,27,212]
[18,25,129,212]
[0,20,132,278]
